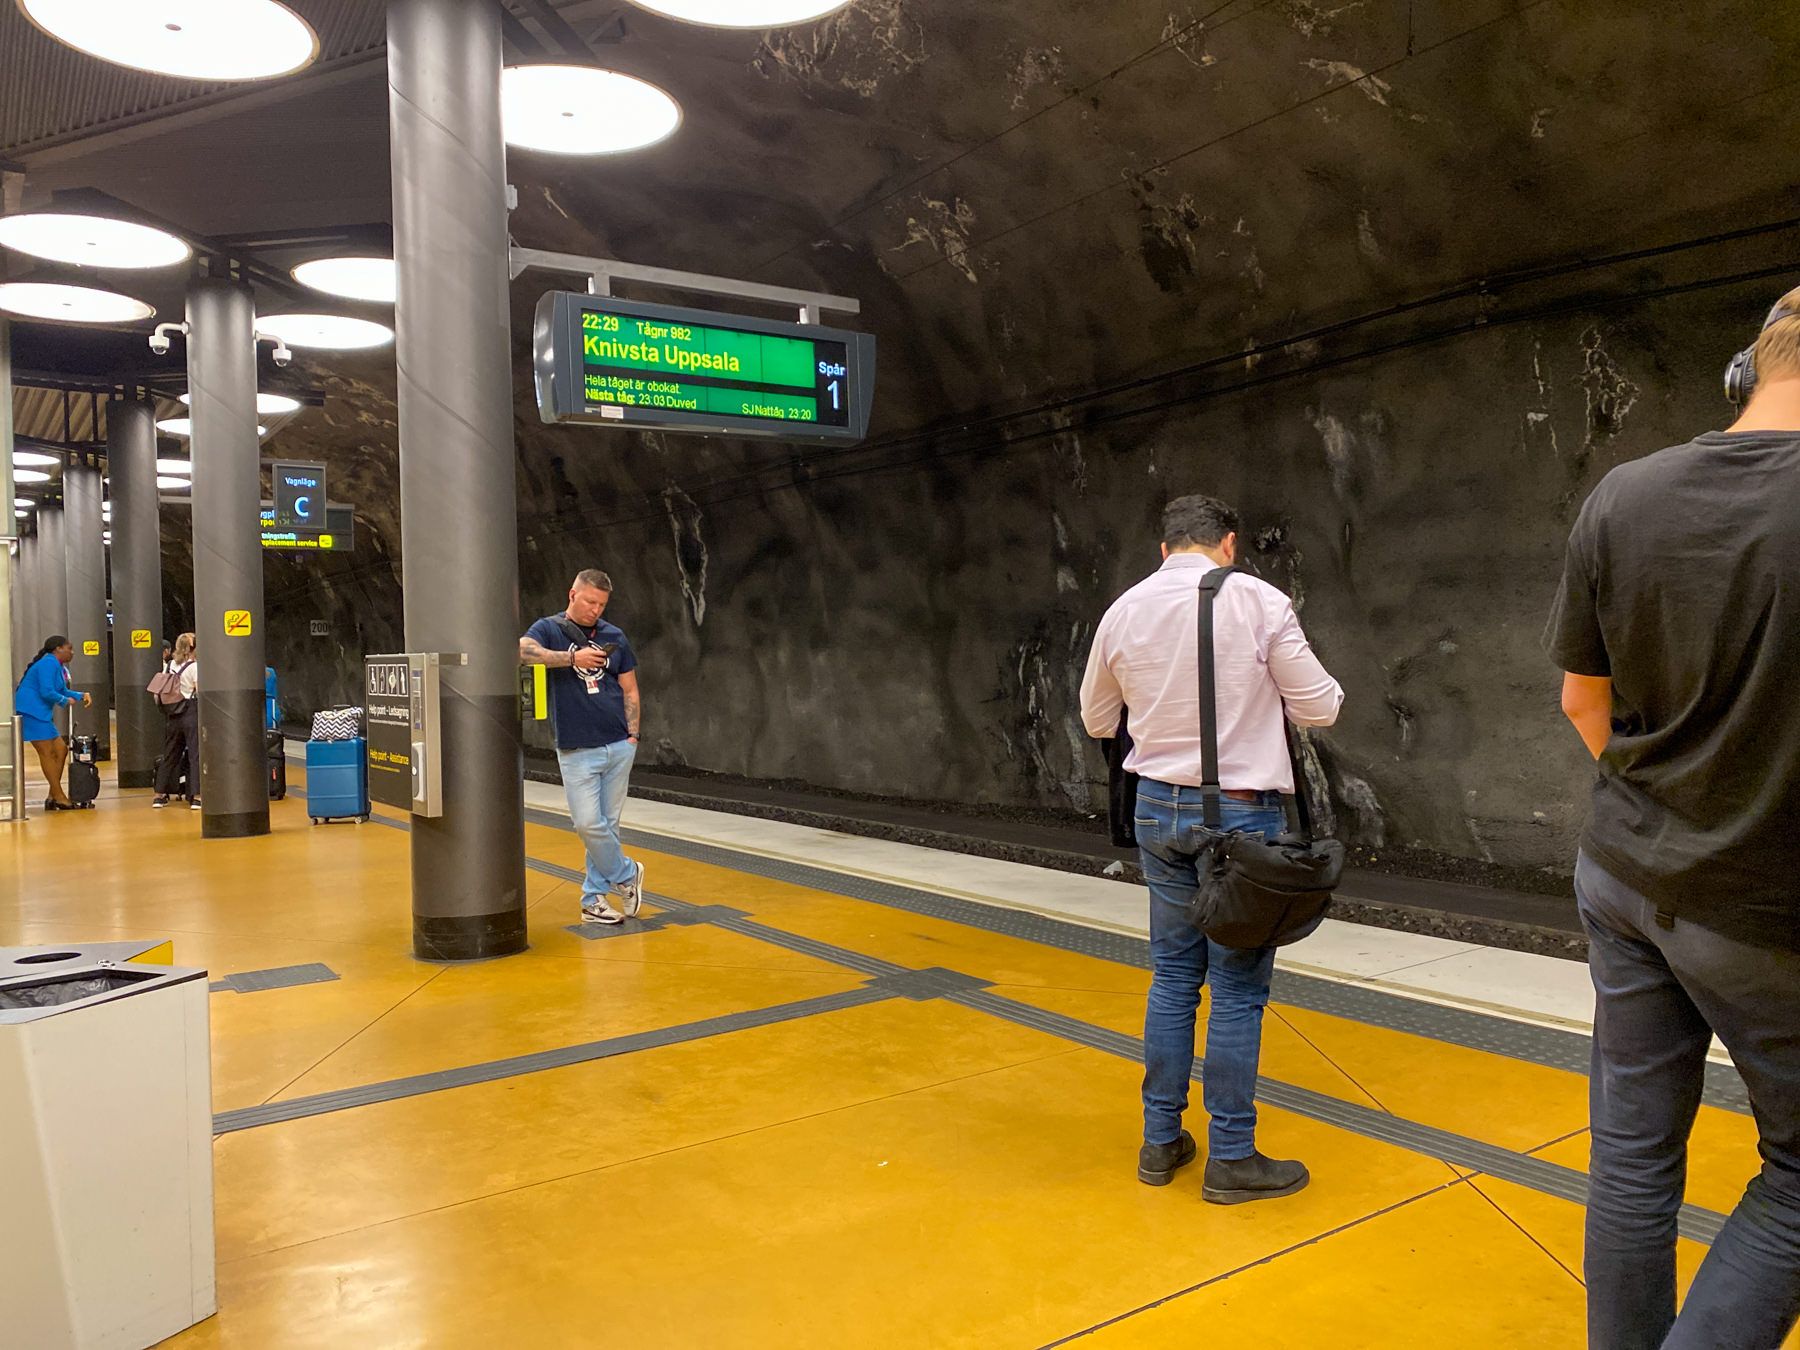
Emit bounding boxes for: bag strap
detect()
[1196,567,1235,829]
[1197,566,1319,842]
[553,615,595,650]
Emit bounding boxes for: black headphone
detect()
[1724,294,1800,406]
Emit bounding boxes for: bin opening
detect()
[0,969,162,1009]
[14,952,81,965]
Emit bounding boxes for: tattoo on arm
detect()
[624,692,641,738]
[519,636,571,668]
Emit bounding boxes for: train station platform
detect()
[4,754,1782,1348]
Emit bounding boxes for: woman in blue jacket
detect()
[15,635,92,812]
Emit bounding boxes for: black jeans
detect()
[1576,852,1800,1350]
[155,707,199,801]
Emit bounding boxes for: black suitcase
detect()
[267,730,287,801]
[69,736,100,807]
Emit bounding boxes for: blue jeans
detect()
[1576,852,1800,1350]
[1137,781,1288,1160]
[557,741,638,903]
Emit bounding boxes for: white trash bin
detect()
[0,941,216,1349]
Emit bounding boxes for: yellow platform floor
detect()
[3,758,1787,1348]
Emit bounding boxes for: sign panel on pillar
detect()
[270,461,326,532]
[365,653,443,816]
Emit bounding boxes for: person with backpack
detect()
[15,634,92,813]
[150,632,200,810]
[519,569,645,925]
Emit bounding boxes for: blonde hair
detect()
[1753,286,1800,384]
[172,632,196,662]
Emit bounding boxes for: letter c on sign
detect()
[293,495,311,520]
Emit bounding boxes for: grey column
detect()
[389,0,527,960]
[35,503,68,738]
[1,320,17,821]
[186,279,269,838]
[64,462,108,756]
[16,531,36,666]
[110,400,163,788]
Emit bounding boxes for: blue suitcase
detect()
[305,737,369,824]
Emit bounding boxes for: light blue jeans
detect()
[557,740,638,904]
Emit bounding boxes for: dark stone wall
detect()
[135,0,1800,871]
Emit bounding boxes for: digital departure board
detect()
[533,292,875,443]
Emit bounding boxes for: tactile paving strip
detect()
[209,963,339,994]
[212,984,894,1134]
[597,817,1750,1115]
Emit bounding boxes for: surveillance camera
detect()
[148,333,171,356]
[271,343,293,368]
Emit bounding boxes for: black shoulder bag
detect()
[1188,566,1343,949]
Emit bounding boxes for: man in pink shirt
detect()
[1081,494,1344,1201]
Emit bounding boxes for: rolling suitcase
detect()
[267,730,287,801]
[305,736,368,823]
[68,736,100,808]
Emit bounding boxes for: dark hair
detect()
[39,635,68,658]
[1162,495,1239,550]
[573,568,613,594]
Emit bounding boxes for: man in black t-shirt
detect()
[520,568,645,926]
[1546,290,1800,1350]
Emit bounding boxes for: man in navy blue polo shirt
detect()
[520,568,645,925]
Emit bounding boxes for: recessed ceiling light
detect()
[0,281,154,324]
[156,475,190,490]
[19,0,319,81]
[15,509,27,519]
[178,391,304,416]
[13,450,59,468]
[15,469,52,484]
[0,212,190,269]
[625,0,852,26]
[102,531,112,543]
[14,497,34,508]
[292,257,396,304]
[257,313,394,350]
[155,418,269,438]
[501,65,681,155]
[156,458,193,475]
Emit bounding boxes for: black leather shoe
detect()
[1137,1129,1198,1186]
[1202,1151,1310,1204]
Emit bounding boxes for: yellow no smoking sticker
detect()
[131,629,152,648]
[82,640,100,656]
[224,610,253,637]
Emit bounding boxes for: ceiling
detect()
[6,0,1800,483]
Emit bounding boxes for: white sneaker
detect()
[189,799,202,811]
[581,901,624,926]
[618,859,646,917]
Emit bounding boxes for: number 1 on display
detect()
[828,380,840,412]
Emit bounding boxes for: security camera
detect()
[271,342,293,368]
[148,321,186,357]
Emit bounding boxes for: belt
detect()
[1221,789,1263,802]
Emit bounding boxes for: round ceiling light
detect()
[0,212,191,269]
[0,281,153,324]
[156,458,193,475]
[14,497,34,508]
[292,257,396,304]
[625,0,852,26]
[19,0,319,81]
[257,313,393,350]
[155,417,269,438]
[14,509,27,519]
[501,65,681,155]
[157,475,190,490]
[15,469,52,484]
[13,450,60,468]
[179,391,304,416]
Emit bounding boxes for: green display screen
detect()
[580,310,849,427]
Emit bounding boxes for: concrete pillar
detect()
[16,531,36,669]
[388,0,527,960]
[35,503,69,738]
[1,320,17,820]
[110,400,163,788]
[186,279,269,838]
[64,462,108,756]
